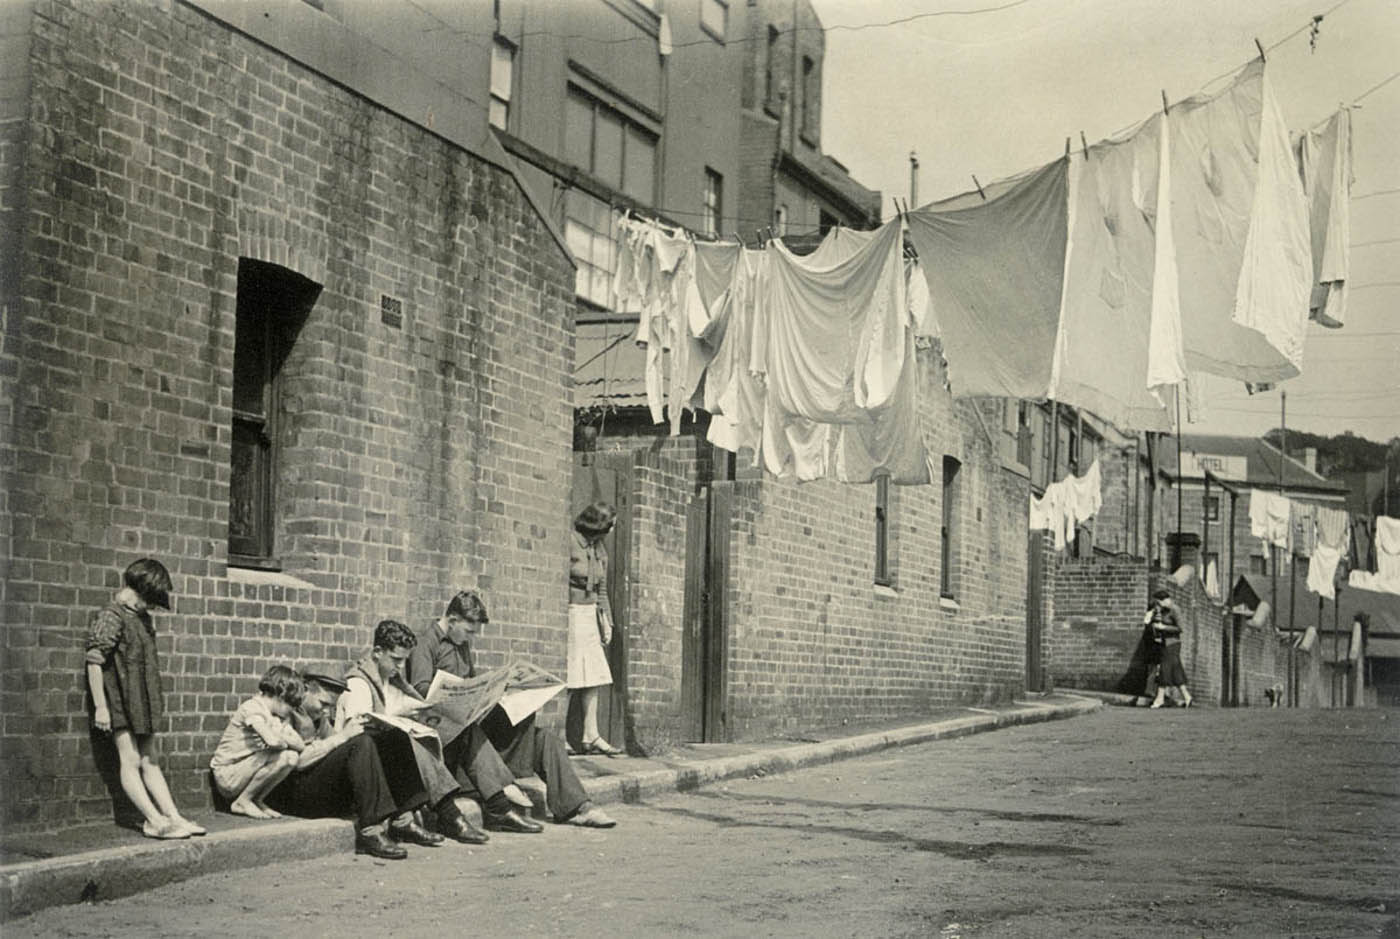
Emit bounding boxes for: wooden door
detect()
[1026,531,1045,692]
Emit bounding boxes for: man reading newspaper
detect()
[406,590,617,830]
[336,619,490,844]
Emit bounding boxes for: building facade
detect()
[1,0,577,831]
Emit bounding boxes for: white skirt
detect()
[567,603,613,689]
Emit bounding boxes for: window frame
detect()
[1205,495,1220,522]
[563,83,658,206]
[874,474,892,587]
[703,167,723,238]
[228,258,319,571]
[700,0,728,43]
[489,36,516,131]
[941,456,961,599]
[800,55,816,138]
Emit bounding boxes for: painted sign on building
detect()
[1183,452,1248,481]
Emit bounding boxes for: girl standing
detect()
[85,558,205,838]
[566,502,623,757]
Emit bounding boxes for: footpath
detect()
[0,692,1100,921]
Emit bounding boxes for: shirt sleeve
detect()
[84,608,123,665]
[336,677,374,729]
[242,700,295,750]
[406,639,435,697]
[595,544,613,617]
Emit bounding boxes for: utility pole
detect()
[909,150,920,208]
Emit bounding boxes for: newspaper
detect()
[362,710,445,760]
[422,660,565,746]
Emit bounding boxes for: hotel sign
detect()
[1183,452,1248,481]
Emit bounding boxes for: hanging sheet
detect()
[704,249,767,459]
[1053,114,1179,431]
[1169,59,1312,383]
[1248,489,1291,551]
[833,331,932,484]
[1295,108,1353,328]
[1349,516,1400,595]
[758,218,907,422]
[906,158,1069,399]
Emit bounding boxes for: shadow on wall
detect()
[86,725,143,831]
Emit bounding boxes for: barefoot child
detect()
[210,665,307,818]
[85,558,205,839]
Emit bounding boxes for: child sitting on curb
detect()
[210,666,307,818]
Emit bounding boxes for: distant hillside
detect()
[1263,429,1399,515]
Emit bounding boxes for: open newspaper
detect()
[420,660,566,747]
[362,710,446,760]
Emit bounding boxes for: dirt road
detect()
[11,707,1398,937]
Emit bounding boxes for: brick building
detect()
[1,0,577,831]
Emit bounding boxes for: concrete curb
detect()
[1,818,350,921]
[578,695,1102,806]
[1,695,1099,921]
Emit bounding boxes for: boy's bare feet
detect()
[254,802,283,818]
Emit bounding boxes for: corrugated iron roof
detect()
[1233,572,1400,633]
[574,317,649,410]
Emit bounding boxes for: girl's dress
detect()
[567,530,613,690]
[85,601,163,735]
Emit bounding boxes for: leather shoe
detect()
[484,808,544,834]
[439,814,490,845]
[355,829,408,860]
[389,818,444,847]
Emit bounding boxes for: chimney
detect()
[1303,447,1317,473]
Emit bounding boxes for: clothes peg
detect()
[1080,131,1090,157]
[971,175,986,201]
[1254,37,1266,62]
[1064,136,1071,158]
[1161,89,1170,116]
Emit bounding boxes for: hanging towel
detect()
[759,218,907,421]
[905,258,935,337]
[1350,516,1400,594]
[1169,59,1312,383]
[834,331,932,484]
[1051,114,1177,431]
[760,394,830,481]
[1294,108,1352,328]
[906,158,1069,399]
[1066,459,1103,524]
[1248,489,1291,550]
[705,249,768,460]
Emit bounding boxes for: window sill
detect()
[227,567,317,590]
[939,596,960,611]
[873,583,898,600]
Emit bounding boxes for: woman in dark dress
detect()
[1146,589,1194,708]
[85,558,204,838]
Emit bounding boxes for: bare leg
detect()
[581,687,601,743]
[251,751,298,816]
[112,731,170,827]
[133,735,183,820]
[1179,684,1193,706]
[230,752,297,818]
[1149,687,1166,708]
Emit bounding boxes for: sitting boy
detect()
[210,665,307,818]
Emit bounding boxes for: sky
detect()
[811,0,1400,445]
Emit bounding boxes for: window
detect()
[1205,495,1220,522]
[1037,409,1052,489]
[489,38,515,130]
[818,209,837,236]
[765,25,779,106]
[1015,401,1032,466]
[941,456,961,598]
[564,190,615,307]
[229,259,319,568]
[700,0,728,41]
[874,475,891,586]
[1250,554,1268,575]
[800,55,815,136]
[563,86,657,204]
[774,204,788,236]
[703,168,723,238]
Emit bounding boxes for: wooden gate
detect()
[681,482,731,742]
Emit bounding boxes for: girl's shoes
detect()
[142,819,191,840]
[172,816,207,836]
[581,737,624,758]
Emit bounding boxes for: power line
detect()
[1353,238,1400,248]
[1354,188,1400,201]
[1353,67,1400,103]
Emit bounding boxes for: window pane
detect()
[594,108,623,189]
[701,0,727,37]
[489,98,508,130]
[490,42,513,99]
[564,90,593,172]
[232,314,266,416]
[564,220,592,265]
[229,417,269,559]
[623,126,656,204]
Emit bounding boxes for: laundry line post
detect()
[1278,390,1288,703]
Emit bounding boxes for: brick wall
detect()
[1,1,575,831]
[1045,556,1150,689]
[1150,574,1225,706]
